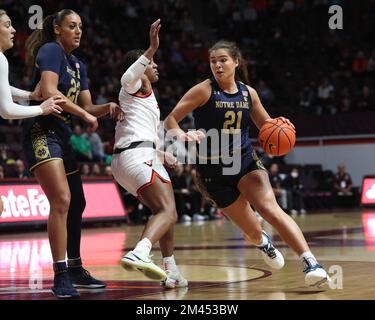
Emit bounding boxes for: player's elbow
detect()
[0,108,14,120]
[0,102,13,119]
[41,86,59,99]
[120,72,131,88]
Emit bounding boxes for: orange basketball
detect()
[259,118,296,156]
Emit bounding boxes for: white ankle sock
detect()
[163,255,177,272]
[256,233,269,247]
[300,251,318,266]
[134,238,152,255]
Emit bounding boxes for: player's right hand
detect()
[83,112,98,132]
[177,130,206,143]
[149,19,161,52]
[40,95,65,115]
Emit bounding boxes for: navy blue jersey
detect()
[27,41,88,126]
[22,42,88,174]
[193,78,253,158]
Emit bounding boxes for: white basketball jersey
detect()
[114,88,160,149]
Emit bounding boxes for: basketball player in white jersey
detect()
[111,19,187,288]
[0,9,64,215]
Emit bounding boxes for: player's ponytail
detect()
[209,40,250,85]
[25,14,56,76]
[25,9,77,76]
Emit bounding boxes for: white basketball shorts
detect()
[111,147,171,197]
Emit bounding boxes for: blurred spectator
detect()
[257,80,275,107]
[104,165,112,177]
[334,164,353,196]
[367,50,375,73]
[91,163,101,176]
[71,124,93,161]
[0,146,13,166]
[171,164,208,222]
[84,129,108,163]
[190,166,221,220]
[352,50,368,74]
[317,77,335,115]
[299,83,317,113]
[339,88,352,113]
[356,85,374,112]
[81,163,91,177]
[171,164,191,222]
[0,165,4,179]
[333,164,355,207]
[10,159,29,179]
[269,163,288,212]
[284,167,306,216]
[95,86,109,105]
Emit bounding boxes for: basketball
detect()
[259,119,296,156]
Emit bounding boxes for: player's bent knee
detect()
[50,192,71,215]
[164,205,178,224]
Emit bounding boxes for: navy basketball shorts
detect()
[196,148,266,209]
[22,121,78,174]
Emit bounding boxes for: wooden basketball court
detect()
[1,209,374,300]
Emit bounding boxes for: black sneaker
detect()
[68,268,107,289]
[52,271,80,299]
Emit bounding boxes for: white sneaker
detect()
[257,231,285,270]
[193,213,207,221]
[120,251,167,281]
[160,269,188,289]
[303,260,331,288]
[180,214,192,222]
[290,209,298,217]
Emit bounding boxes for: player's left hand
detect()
[29,82,44,101]
[108,102,125,121]
[267,116,295,130]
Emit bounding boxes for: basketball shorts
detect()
[22,119,78,174]
[111,147,171,197]
[196,148,266,209]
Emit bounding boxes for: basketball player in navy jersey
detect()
[165,40,330,287]
[23,10,123,298]
[0,9,64,216]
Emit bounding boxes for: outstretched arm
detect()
[11,82,44,102]
[121,19,161,93]
[10,86,31,101]
[0,53,50,119]
[164,80,210,141]
[78,90,124,121]
[120,55,150,94]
